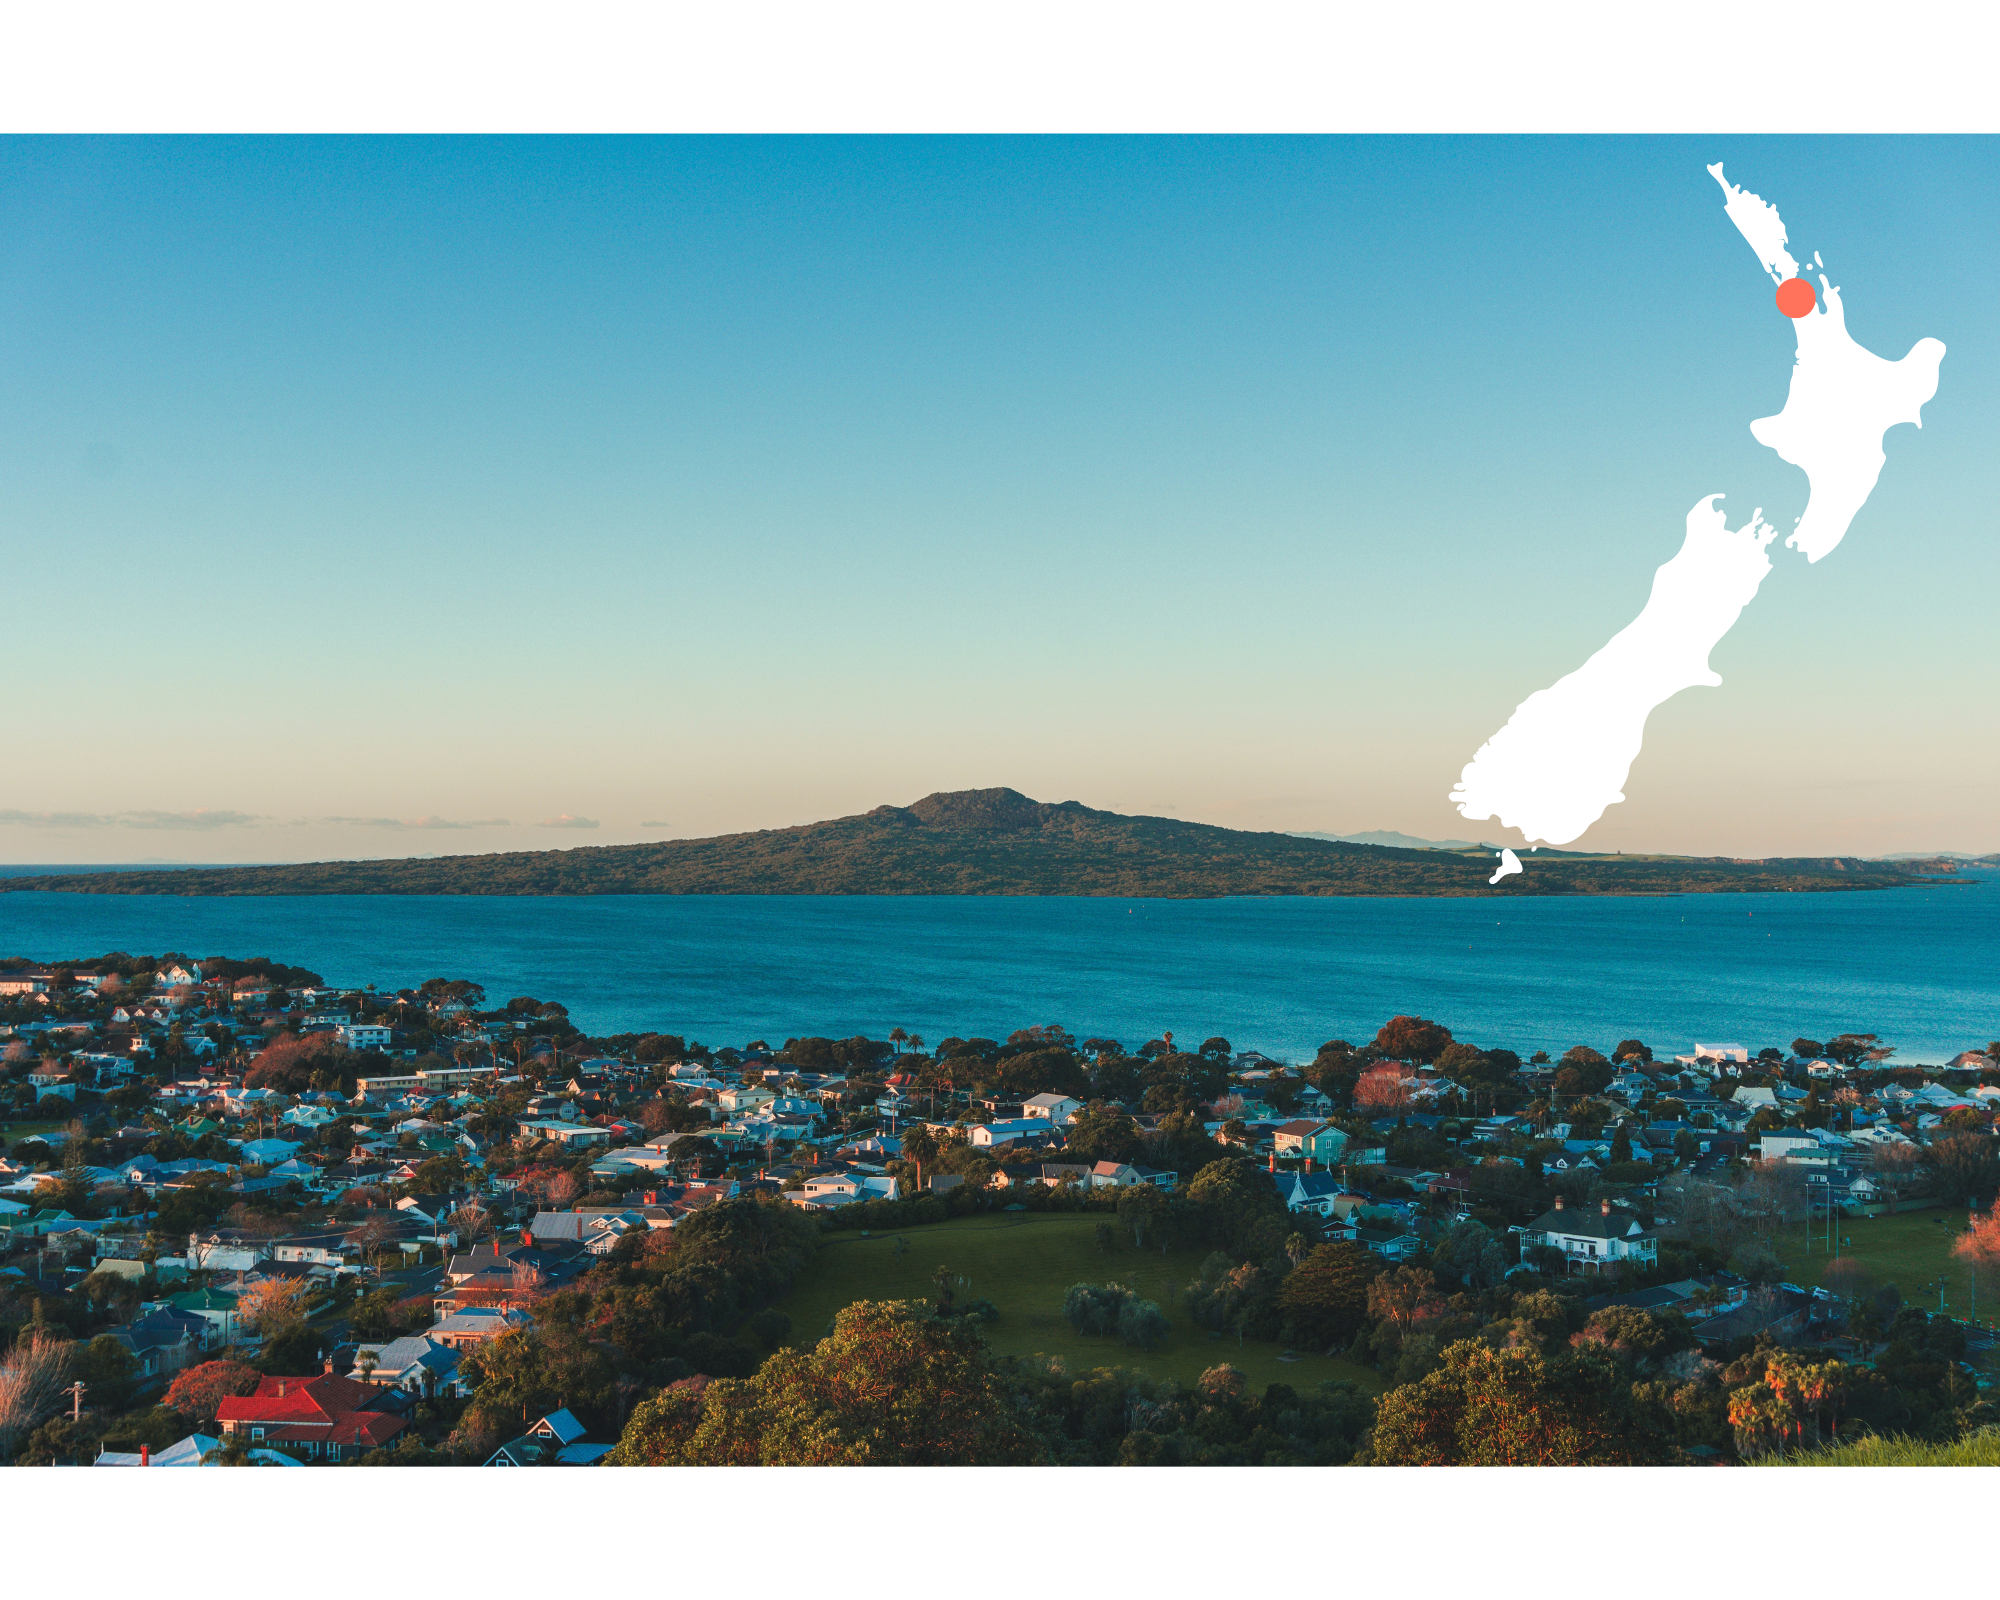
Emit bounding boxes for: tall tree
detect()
[1373,1016,1453,1064]
[607,1300,1045,1466]
[1369,1340,1672,1465]
[163,1359,262,1427]
[1276,1242,1379,1351]
[1367,1265,1446,1340]
[1116,1183,1167,1250]
[1923,1133,2000,1205]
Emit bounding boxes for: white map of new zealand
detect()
[1449,164,1946,851]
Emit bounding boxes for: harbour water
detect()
[0,877,1994,1064]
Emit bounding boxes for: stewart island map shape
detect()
[1447,164,1946,851]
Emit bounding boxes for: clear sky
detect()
[1,136,1993,863]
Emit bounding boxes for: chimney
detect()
[141,1443,150,1466]
[1601,1197,1611,1215]
[277,1380,287,1397]
[1304,1156,1312,1174]
[323,1355,336,1374]
[1267,1151,1275,1171]
[1554,1194,1564,1210]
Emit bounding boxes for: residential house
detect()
[1757,1130,1826,1164]
[1516,1196,1659,1273]
[215,1370,408,1462]
[266,1230,355,1267]
[1271,1119,1348,1163]
[428,1307,531,1349]
[787,1172,899,1208]
[167,1287,242,1343]
[1022,1093,1083,1127]
[529,1211,592,1245]
[515,1120,611,1149]
[484,1408,612,1466]
[109,1306,212,1376]
[717,1085,777,1117]
[95,1433,301,1467]
[185,1229,267,1273]
[967,1118,1050,1149]
[351,1334,469,1398]
[1279,1169,1349,1217]
[1355,1226,1423,1261]
[1690,1285,1825,1349]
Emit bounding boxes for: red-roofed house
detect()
[214,1370,408,1463]
[1271,1119,1348,1163]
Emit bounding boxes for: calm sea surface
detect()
[0,879,1994,1064]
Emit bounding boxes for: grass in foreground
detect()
[775,1211,1384,1395]
[1760,1431,2000,1466]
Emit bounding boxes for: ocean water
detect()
[0,880,1994,1064]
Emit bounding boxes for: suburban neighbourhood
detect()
[2,952,1998,1465]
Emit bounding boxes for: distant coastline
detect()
[0,789,1970,900]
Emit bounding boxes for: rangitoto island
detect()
[0,788,1959,898]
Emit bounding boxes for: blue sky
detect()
[0,136,1993,861]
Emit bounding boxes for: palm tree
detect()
[889,1028,908,1055]
[201,1434,254,1466]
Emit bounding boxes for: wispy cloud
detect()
[640,821,672,829]
[536,814,600,830]
[322,816,511,830]
[0,808,264,830]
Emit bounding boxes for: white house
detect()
[352,1334,470,1398]
[1675,1042,1749,1066]
[1022,1093,1083,1127]
[184,1234,265,1273]
[515,1120,611,1148]
[336,1021,394,1052]
[1515,1196,1658,1273]
[788,1172,899,1208]
[1758,1131,1823,1163]
[967,1118,1048,1148]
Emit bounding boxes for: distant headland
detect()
[0,789,1969,899]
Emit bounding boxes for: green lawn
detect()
[1763,1432,2000,1466]
[774,1212,1384,1395]
[1772,1209,1993,1325]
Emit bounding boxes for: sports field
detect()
[1772,1209,1993,1325]
[773,1211,1384,1394]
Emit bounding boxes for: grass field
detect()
[1771,1210,1995,1326]
[1762,1431,2000,1466]
[774,1213,1384,1395]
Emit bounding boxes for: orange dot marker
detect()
[1775,277,1816,318]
